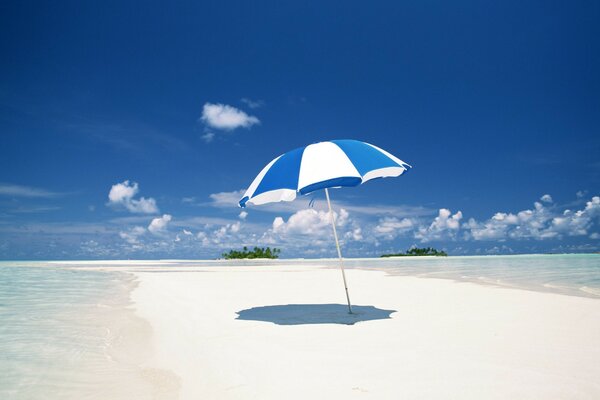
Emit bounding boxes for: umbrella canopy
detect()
[239,140,411,207]
[239,139,411,314]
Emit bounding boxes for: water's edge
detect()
[0,267,181,399]
[2,255,598,299]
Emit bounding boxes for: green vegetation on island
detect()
[222,246,281,260]
[381,247,447,257]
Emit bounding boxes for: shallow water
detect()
[346,254,600,298]
[294,254,600,298]
[26,254,600,299]
[0,265,178,399]
[53,254,598,298]
[42,254,597,299]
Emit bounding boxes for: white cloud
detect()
[201,103,260,131]
[272,217,285,231]
[108,181,138,203]
[119,226,146,244]
[345,227,363,241]
[0,183,61,198]
[272,208,348,235]
[230,221,241,233]
[415,209,463,242]
[107,180,158,214]
[545,196,600,238]
[104,192,600,257]
[463,212,520,241]
[148,214,172,234]
[253,207,361,256]
[209,221,243,245]
[374,217,415,240]
[463,195,600,241]
[541,194,553,203]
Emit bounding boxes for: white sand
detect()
[129,264,600,399]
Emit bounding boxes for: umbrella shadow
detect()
[235,304,396,326]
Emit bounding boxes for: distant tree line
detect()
[222,246,281,259]
[381,247,447,257]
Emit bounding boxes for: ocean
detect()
[0,254,598,398]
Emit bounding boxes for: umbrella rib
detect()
[325,188,353,314]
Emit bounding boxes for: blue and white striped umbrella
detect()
[239,139,411,207]
[238,139,411,314]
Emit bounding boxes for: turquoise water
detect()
[30,253,600,298]
[0,254,598,398]
[341,254,600,298]
[219,254,600,298]
[76,254,597,298]
[0,265,166,399]
[66,254,596,298]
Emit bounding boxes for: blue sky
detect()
[1,1,599,259]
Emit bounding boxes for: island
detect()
[381,247,448,257]
[222,246,281,259]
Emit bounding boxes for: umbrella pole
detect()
[324,188,353,314]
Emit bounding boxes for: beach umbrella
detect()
[239,139,411,313]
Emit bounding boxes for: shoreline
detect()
[17,253,597,300]
[0,252,598,264]
[128,263,600,399]
[107,271,182,399]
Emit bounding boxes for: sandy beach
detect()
[126,263,600,399]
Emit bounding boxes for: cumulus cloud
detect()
[195,221,244,247]
[119,226,146,244]
[113,193,600,257]
[108,181,137,203]
[463,212,520,241]
[545,196,600,238]
[148,214,172,234]
[464,196,600,241]
[415,209,463,242]
[107,180,158,214]
[201,103,259,131]
[272,208,348,235]
[255,207,362,255]
[365,193,600,245]
[345,227,363,241]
